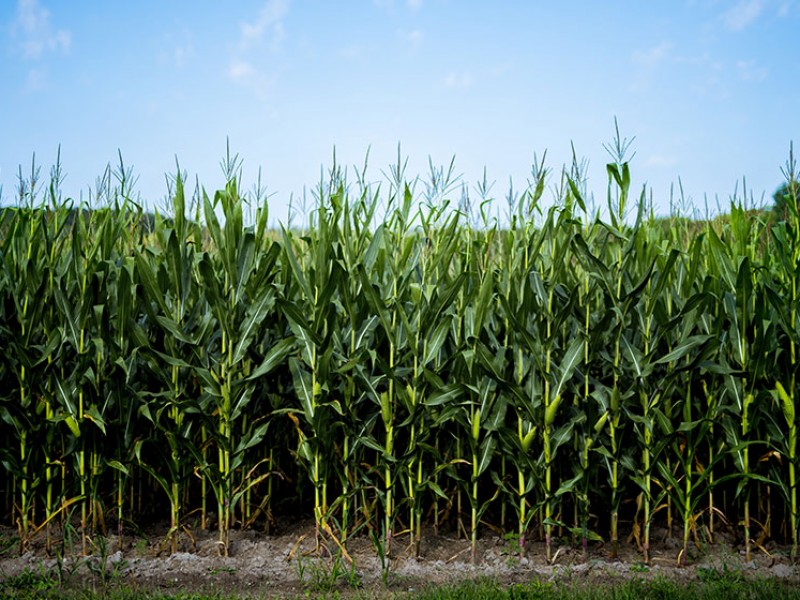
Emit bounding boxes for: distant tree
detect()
[773,179,800,222]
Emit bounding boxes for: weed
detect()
[297,550,360,594]
[369,527,390,586]
[86,536,127,588]
[53,511,82,587]
[502,532,524,566]
[0,566,57,593]
[697,563,745,585]
[509,579,555,598]
[630,562,649,573]
[0,533,19,557]
[133,537,149,556]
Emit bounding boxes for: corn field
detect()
[1,145,799,567]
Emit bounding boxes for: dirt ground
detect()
[1,519,799,598]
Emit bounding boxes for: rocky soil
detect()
[1,520,798,597]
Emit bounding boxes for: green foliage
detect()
[1,145,800,573]
[410,576,800,600]
[772,179,800,222]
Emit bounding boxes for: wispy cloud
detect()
[632,42,672,69]
[226,59,276,101]
[228,0,290,92]
[228,60,257,83]
[23,68,46,92]
[443,71,473,89]
[239,0,290,50]
[630,42,723,95]
[736,59,768,81]
[489,63,512,77]
[723,0,763,31]
[373,0,424,11]
[401,29,423,54]
[159,31,194,68]
[13,0,71,59]
[629,42,672,92]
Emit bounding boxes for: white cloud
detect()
[159,31,194,68]
[402,29,423,53]
[632,42,672,69]
[736,59,768,81]
[23,68,46,92]
[228,0,290,93]
[172,44,192,68]
[13,0,71,59]
[723,0,763,31]
[628,42,722,95]
[240,0,290,49]
[629,42,672,92]
[228,60,257,83]
[489,63,512,77]
[444,71,473,89]
[373,0,423,11]
[227,58,278,100]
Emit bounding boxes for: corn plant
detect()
[134,173,206,553]
[281,172,352,552]
[2,143,800,568]
[399,201,464,557]
[194,157,292,555]
[765,149,800,559]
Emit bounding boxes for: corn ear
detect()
[472,408,481,442]
[777,382,795,426]
[380,391,392,425]
[594,411,610,436]
[521,427,537,453]
[545,394,562,428]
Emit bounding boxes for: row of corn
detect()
[1,149,799,566]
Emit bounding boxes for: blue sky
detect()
[1,0,798,223]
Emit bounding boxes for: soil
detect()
[1,519,799,598]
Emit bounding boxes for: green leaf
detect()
[555,473,583,497]
[280,227,312,301]
[134,252,169,317]
[554,336,583,398]
[654,335,712,365]
[425,480,449,500]
[423,318,451,367]
[249,338,294,380]
[54,287,81,352]
[290,357,315,423]
[154,316,195,344]
[232,287,275,365]
[105,460,129,475]
[83,405,107,435]
[476,435,496,477]
[362,224,384,270]
[152,349,192,369]
[426,383,463,407]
